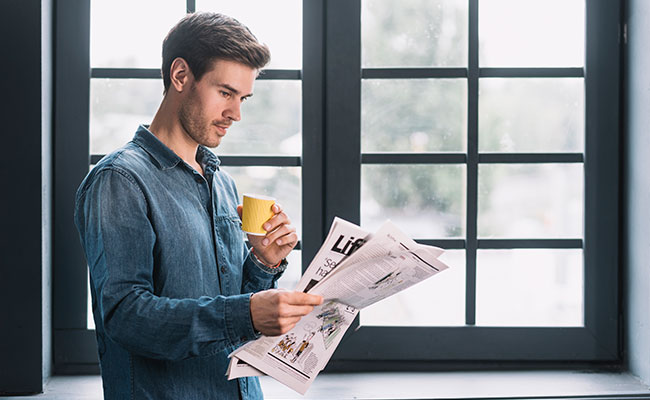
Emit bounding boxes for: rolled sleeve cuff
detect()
[247,251,288,275]
[224,293,259,345]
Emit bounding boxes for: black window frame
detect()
[53,0,621,373]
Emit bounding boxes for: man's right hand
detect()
[249,289,324,336]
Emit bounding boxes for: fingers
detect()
[263,210,290,233]
[236,205,243,219]
[277,304,316,318]
[250,290,324,336]
[262,224,297,247]
[270,317,301,336]
[284,291,324,306]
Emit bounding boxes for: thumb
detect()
[237,205,243,219]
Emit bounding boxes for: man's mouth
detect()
[214,124,230,135]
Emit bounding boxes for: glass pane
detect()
[91,0,185,68]
[361,250,465,326]
[214,81,301,156]
[90,79,300,156]
[90,79,163,155]
[362,0,468,67]
[362,79,467,152]
[361,165,466,239]
[197,0,302,69]
[479,78,584,152]
[478,164,583,238]
[479,0,585,67]
[222,167,301,238]
[476,249,583,326]
[277,250,302,291]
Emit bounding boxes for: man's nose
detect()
[224,102,241,122]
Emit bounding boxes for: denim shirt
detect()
[74,125,285,400]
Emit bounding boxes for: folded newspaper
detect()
[227,217,450,394]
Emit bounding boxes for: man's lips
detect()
[214,124,230,135]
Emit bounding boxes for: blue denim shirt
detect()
[74,126,285,399]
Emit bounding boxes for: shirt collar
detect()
[132,125,221,171]
[196,144,221,175]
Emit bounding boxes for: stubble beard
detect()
[178,85,222,148]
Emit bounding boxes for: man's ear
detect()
[169,57,192,93]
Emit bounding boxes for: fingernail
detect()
[276,239,282,245]
[263,223,271,230]
[262,239,269,246]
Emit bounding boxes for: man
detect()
[74,12,322,399]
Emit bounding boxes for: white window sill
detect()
[24,370,650,399]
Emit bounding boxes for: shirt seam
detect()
[84,166,147,204]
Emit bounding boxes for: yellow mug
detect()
[241,194,276,235]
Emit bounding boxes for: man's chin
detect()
[203,136,222,148]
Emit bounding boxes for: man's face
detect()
[178,59,257,148]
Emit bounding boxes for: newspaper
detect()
[227,217,450,394]
[227,217,369,382]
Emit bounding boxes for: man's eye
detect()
[220,91,231,98]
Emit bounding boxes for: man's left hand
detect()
[237,203,297,267]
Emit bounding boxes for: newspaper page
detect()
[228,218,450,394]
[309,220,448,309]
[227,218,370,384]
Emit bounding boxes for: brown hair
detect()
[161,12,271,92]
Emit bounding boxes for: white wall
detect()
[624,0,650,386]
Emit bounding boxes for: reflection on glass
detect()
[479,78,584,152]
[361,250,465,326]
[476,249,583,326]
[361,165,466,238]
[362,79,467,152]
[276,250,302,291]
[479,0,585,67]
[478,164,583,238]
[362,0,468,67]
[90,79,163,155]
[215,81,301,156]
[91,0,185,68]
[197,0,302,69]
[222,167,301,237]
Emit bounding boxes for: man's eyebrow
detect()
[218,83,253,98]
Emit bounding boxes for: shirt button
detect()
[221,266,227,274]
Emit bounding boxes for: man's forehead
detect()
[204,59,257,93]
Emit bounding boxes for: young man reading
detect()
[74,12,322,399]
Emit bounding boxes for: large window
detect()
[54,0,621,373]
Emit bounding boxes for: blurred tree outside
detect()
[360,0,584,240]
[361,0,468,238]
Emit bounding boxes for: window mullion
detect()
[466,0,479,327]
[302,0,326,269]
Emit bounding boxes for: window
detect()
[324,0,620,364]
[54,0,621,372]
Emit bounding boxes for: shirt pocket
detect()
[214,214,246,272]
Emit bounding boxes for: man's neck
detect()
[148,97,203,174]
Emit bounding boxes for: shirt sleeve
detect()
[241,249,287,294]
[74,168,257,362]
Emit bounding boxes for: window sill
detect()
[263,370,650,399]
[28,370,650,399]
